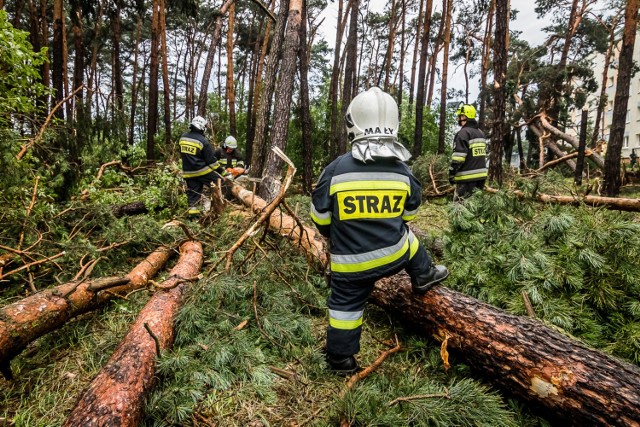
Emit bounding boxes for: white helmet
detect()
[190,115,207,131]
[345,87,399,143]
[224,135,237,149]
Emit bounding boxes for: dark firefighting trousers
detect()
[326,242,433,356]
[184,171,226,213]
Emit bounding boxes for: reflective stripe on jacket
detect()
[214,147,245,168]
[311,152,422,280]
[451,123,487,182]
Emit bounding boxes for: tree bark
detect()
[489,0,509,185]
[258,0,302,200]
[478,0,495,129]
[51,0,65,120]
[159,0,172,145]
[226,2,237,135]
[111,201,149,217]
[298,0,313,194]
[537,115,604,169]
[412,0,434,157]
[436,0,452,154]
[146,0,161,163]
[603,0,639,196]
[63,241,203,427]
[0,247,173,379]
[338,0,359,156]
[383,0,397,91]
[407,0,423,112]
[371,273,640,427]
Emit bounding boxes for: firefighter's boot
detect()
[411,265,449,294]
[326,352,359,376]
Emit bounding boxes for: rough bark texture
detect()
[231,183,326,267]
[0,247,173,376]
[371,273,640,427]
[64,241,203,427]
[111,201,149,217]
[537,115,604,169]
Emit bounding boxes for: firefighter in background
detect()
[311,87,449,375]
[448,104,488,200]
[179,116,229,216]
[215,136,246,178]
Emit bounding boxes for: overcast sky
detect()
[317,0,549,103]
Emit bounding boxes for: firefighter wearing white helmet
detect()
[449,103,487,200]
[311,87,449,376]
[178,115,228,216]
[214,135,246,178]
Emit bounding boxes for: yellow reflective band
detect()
[329,317,363,330]
[402,214,417,221]
[331,239,409,273]
[330,180,410,195]
[182,167,216,178]
[454,172,488,181]
[452,156,466,162]
[311,210,331,225]
[336,190,407,220]
[409,236,419,259]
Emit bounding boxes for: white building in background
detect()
[569,31,640,160]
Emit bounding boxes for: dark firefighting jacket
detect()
[449,121,488,182]
[213,147,245,169]
[179,130,225,179]
[311,152,422,281]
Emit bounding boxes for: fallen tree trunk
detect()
[371,273,640,427]
[536,115,605,169]
[0,246,173,379]
[64,241,203,427]
[485,187,640,211]
[231,182,327,267]
[111,201,149,218]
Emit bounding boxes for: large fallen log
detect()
[231,182,327,267]
[485,187,640,212]
[536,115,605,169]
[371,273,640,427]
[0,246,173,379]
[64,241,203,427]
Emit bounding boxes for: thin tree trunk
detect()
[0,247,173,379]
[129,13,143,146]
[397,0,406,110]
[383,0,397,91]
[426,12,443,107]
[298,0,313,194]
[412,0,434,157]
[146,0,161,163]
[227,2,237,135]
[478,0,495,129]
[371,274,640,427]
[86,0,106,118]
[52,0,65,120]
[328,0,347,158]
[407,0,423,112]
[63,242,203,427]
[603,0,639,196]
[197,0,235,116]
[489,0,509,185]
[436,0,453,154]
[250,0,290,178]
[259,0,302,200]
[337,0,359,156]
[71,2,84,121]
[159,0,171,145]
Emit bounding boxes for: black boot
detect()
[411,265,449,294]
[326,352,359,376]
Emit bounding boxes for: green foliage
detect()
[444,186,640,363]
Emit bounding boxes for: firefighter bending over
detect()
[215,135,246,178]
[311,87,449,375]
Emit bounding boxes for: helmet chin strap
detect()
[351,138,411,163]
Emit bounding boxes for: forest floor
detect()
[2,174,639,426]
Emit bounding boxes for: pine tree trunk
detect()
[478,0,495,130]
[371,273,640,427]
[489,0,509,185]
[227,2,237,135]
[407,0,423,112]
[298,0,313,194]
[71,2,84,119]
[383,0,397,91]
[426,9,443,106]
[250,0,289,178]
[52,0,65,120]
[338,0,359,156]
[436,0,452,154]
[603,0,639,196]
[0,247,172,379]
[328,0,346,159]
[259,0,302,200]
[396,0,406,110]
[147,0,161,163]
[129,14,143,146]
[63,242,202,427]
[197,0,235,116]
[412,0,434,157]
[159,0,172,145]
[592,23,617,146]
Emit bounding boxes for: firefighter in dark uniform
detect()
[448,104,488,200]
[179,116,229,216]
[311,87,449,375]
[214,135,246,178]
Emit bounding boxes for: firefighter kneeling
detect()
[311,87,449,375]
